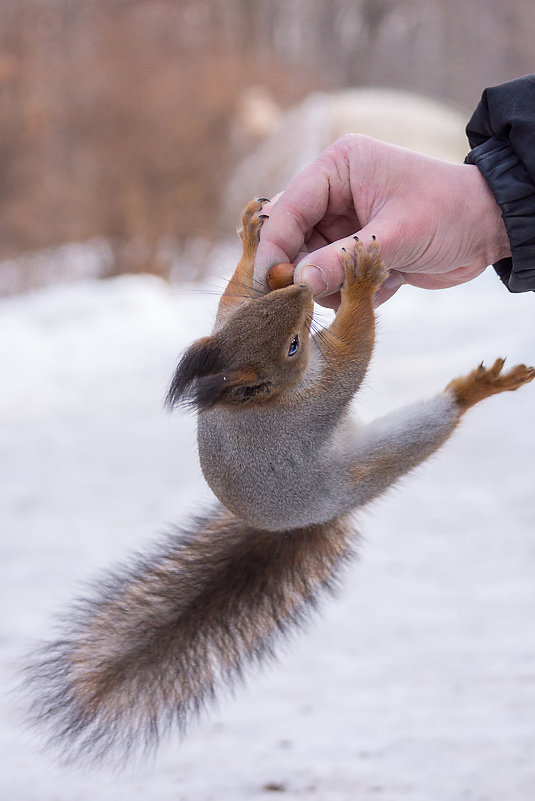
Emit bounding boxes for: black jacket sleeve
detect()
[465,74,535,292]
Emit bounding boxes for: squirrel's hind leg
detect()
[216,198,269,327]
[446,358,535,411]
[316,239,388,400]
[340,392,460,511]
[340,358,534,512]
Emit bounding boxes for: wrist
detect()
[463,164,511,267]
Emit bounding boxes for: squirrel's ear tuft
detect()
[194,369,262,411]
[166,336,222,410]
[193,372,234,411]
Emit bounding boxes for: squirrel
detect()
[26,198,535,765]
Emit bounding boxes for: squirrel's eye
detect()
[288,334,299,356]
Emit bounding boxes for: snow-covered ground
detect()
[1,263,534,800]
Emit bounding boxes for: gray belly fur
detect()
[197,405,352,531]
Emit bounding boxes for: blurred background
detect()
[2,4,535,800]
[1,0,535,293]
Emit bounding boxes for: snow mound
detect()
[227,88,469,214]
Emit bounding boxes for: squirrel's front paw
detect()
[340,239,388,299]
[238,197,270,246]
[446,358,535,412]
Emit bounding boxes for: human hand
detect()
[254,135,511,306]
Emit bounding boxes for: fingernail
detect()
[295,264,328,296]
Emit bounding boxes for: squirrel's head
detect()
[166,283,314,411]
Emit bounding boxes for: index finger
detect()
[253,166,330,288]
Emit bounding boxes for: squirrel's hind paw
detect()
[446,359,535,411]
[341,239,388,294]
[237,197,270,244]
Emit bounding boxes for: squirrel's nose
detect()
[280,282,313,302]
[297,283,314,301]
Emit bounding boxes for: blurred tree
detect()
[0,0,533,283]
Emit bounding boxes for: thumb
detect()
[293,237,357,297]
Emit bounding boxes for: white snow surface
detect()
[1,266,534,800]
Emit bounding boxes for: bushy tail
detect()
[25,505,354,765]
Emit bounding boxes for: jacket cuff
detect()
[465,136,535,292]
